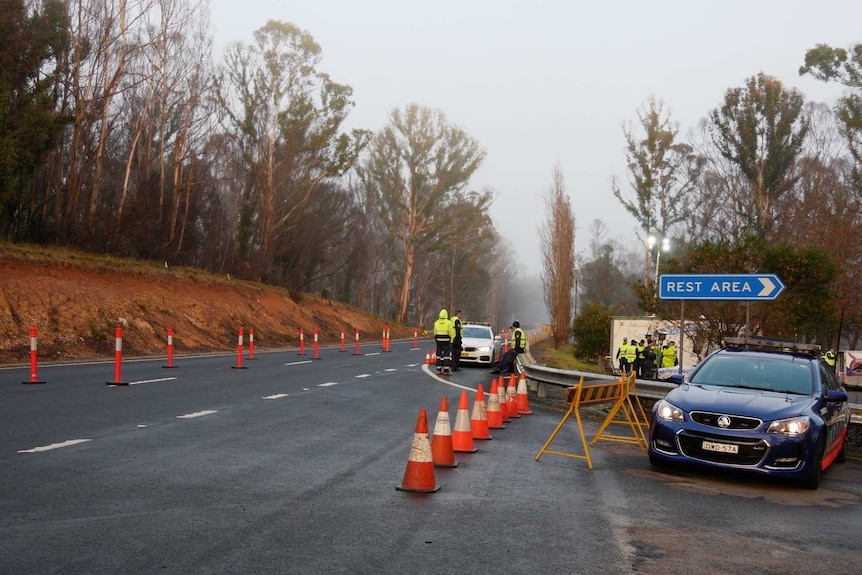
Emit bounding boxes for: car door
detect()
[818,361,849,461]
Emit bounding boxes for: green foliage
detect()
[800,43,862,190]
[661,237,838,348]
[358,104,486,322]
[219,20,369,286]
[579,243,639,314]
[0,0,70,238]
[538,344,602,373]
[612,97,702,241]
[572,300,614,361]
[708,73,809,238]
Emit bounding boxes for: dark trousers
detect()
[494,349,521,373]
[618,358,629,374]
[642,360,656,379]
[435,340,452,373]
[452,341,462,369]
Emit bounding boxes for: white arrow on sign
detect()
[758,277,776,297]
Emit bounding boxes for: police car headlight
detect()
[655,399,683,422]
[767,416,810,436]
[477,345,491,352]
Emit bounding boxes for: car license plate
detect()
[702,441,738,454]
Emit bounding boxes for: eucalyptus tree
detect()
[357,104,486,324]
[219,20,368,283]
[708,72,809,239]
[540,164,576,348]
[612,97,702,287]
[686,119,753,244]
[113,0,218,260]
[436,189,496,317]
[800,43,862,191]
[56,0,160,242]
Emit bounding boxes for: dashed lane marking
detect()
[129,377,177,385]
[177,410,218,419]
[18,439,92,453]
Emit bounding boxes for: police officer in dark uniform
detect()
[490,321,526,374]
[451,309,463,371]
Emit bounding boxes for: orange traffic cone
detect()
[516,371,534,415]
[425,350,433,364]
[431,397,458,468]
[487,379,506,429]
[470,384,492,440]
[452,390,478,453]
[497,376,510,423]
[396,409,441,492]
[506,374,520,418]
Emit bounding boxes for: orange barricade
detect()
[535,371,648,469]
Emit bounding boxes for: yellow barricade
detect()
[535,371,648,469]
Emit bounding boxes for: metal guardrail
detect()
[519,360,862,426]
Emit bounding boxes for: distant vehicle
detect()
[458,323,503,367]
[648,337,851,489]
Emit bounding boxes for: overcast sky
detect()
[208,0,862,276]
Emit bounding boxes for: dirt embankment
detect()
[0,253,419,365]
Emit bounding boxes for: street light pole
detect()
[649,236,670,295]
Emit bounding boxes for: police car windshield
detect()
[689,354,813,395]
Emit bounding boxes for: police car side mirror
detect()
[668,373,685,386]
[824,389,848,403]
[494,335,502,342]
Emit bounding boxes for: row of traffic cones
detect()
[397,372,533,492]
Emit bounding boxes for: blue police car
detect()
[648,337,851,489]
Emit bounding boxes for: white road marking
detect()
[365,352,381,356]
[355,374,371,379]
[384,368,397,372]
[18,439,91,453]
[318,382,338,387]
[177,410,217,419]
[263,393,290,399]
[285,360,313,366]
[129,377,177,386]
[422,364,476,392]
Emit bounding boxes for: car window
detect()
[463,326,492,339]
[819,361,840,392]
[690,354,813,394]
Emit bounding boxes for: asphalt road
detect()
[1,341,860,574]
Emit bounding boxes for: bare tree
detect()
[540,164,576,348]
[686,119,752,244]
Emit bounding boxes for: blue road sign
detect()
[659,274,785,301]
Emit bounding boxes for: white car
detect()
[458,323,503,366]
